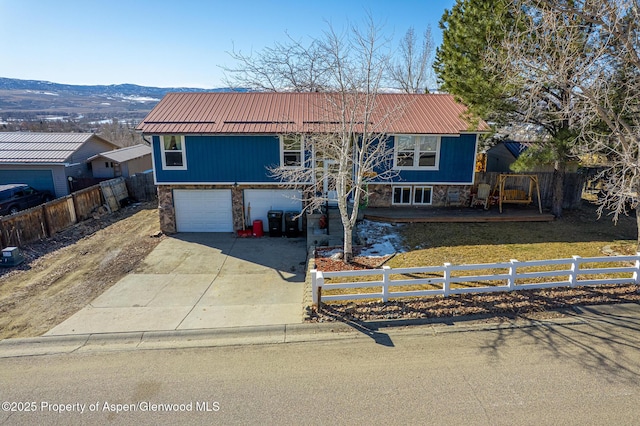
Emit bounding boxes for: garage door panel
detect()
[0,169,55,194]
[244,189,302,232]
[174,189,233,232]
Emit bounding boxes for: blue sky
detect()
[0,0,456,88]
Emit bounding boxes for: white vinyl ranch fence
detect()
[311,254,640,305]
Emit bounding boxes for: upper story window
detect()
[281,135,303,168]
[161,135,187,170]
[394,135,440,170]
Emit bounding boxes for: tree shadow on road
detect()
[316,306,395,347]
[478,304,640,387]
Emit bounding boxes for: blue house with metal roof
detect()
[137,92,488,233]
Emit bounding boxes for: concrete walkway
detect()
[46,234,308,335]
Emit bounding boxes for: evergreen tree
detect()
[434,0,592,217]
[434,0,515,123]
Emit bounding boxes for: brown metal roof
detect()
[136,92,489,135]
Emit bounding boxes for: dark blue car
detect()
[0,184,53,216]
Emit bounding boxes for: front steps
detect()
[307,207,344,250]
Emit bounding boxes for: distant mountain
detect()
[0,77,244,120]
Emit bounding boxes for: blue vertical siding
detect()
[372,134,478,184]
[153,133,479,184]
[153,135,281,183]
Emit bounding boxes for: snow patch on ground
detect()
[315,220,406,259]
[320,248,344,257]
[356,220,406,258]
[25,90,59,96]
[120,95,161,102]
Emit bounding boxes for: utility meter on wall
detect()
[1,247,24,267]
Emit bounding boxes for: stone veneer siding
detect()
[365,184,472,207]
[157,184,305,234]
[157,186,176,234]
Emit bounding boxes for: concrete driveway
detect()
[46,234,307,335]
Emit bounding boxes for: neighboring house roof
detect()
[136,92,490,135]
[502,141,527,158]
[0,132,115,164]
[87,144,152,163]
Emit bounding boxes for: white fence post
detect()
[570,256,581,287]
[443,263,451,297]
[509,259,518,291]
[310,254,637,305]
[311,269,324,306]
[311,269,317,305]
[382,266,391,302]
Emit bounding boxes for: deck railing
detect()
[311,254,640,305]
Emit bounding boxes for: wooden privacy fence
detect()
[100,177,129,212]
[311,254,640,305]
[0,188,104,249]
[0,174,156,249]
[126,171,155,203]
[74,185,104,221]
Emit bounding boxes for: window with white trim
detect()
[413,186,433,205]
[281,135,303,168]
[392,185,433,205]
[392,186,412,205]
[161,135,187,170]
[394,135,440,169]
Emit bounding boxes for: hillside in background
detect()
[0,77,246,146]
[0,77,237,121]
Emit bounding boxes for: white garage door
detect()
[174,189,233,232]
[244,189,303,232]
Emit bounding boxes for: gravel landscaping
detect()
[308,282,640,323]
[309,204,640,324]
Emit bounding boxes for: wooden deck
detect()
[363,205,555,223]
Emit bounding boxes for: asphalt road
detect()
[1,315,640,425]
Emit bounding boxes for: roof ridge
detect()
[137,92,489,134]
[112,144,144,150]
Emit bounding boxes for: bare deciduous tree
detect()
[223,34,331,92]
[499,0,640,244]
[225,18,407,262]
[543,1,640,241]
[484,1,597,217]
[388,26,434,93]
[271,93,406,262]
[98,119,144,147]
